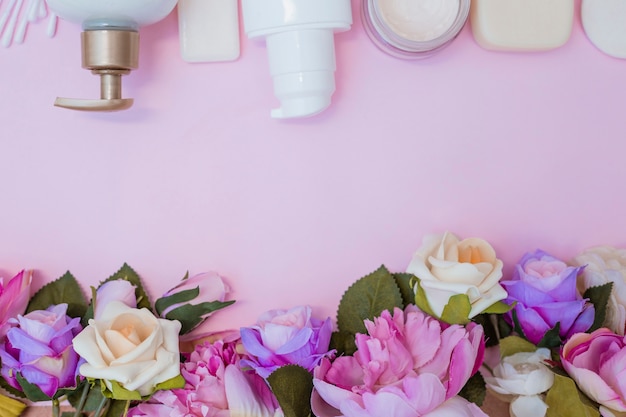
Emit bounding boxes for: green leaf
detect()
[458,372,486,406]
[472,314,499,347]
[412,278,438,318]
[336,265,403,336]
[155,287,200,316]
[584,283,613,332]
[164,300,236,334]
[27,271,88,319]
[511,308,528,340]
[0,374,26,399]
[392,273,416,308]
[103,399,129,417]
[482,301,514,315]
[545,374,600,417]
[15,373,51,402]
[499,335,537,358]
[330,330,357,357]
[101,380,142,401]
[154,374,186,392]
[440,294,471,325]
[267,365,314,417]
[68,380,104,412]
[101,263,152,311]
[537,323,562,349]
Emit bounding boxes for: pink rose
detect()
[562,328,626,416]
[312,305,485,417]
[0,270,32,340]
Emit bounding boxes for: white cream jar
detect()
[582,0,626,58]
[362,0,471,58]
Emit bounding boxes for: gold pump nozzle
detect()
[54,29,139,112]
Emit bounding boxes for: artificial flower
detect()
[240,305,334,379]
[312,304,485,417]
[0,270,32,340]
[561,328,626,416]
[93,279,136,320]
[127,335,282,417]
[156,271,234,335]
[484,348,554,417]
[406,232,507,320]
[0,303,82,398]
[573,246,626,335]
[501,249,594,345]
[72,300,182,397]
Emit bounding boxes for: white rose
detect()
[73,301,182,396]
[484,349,554,417]
[406,232,507,319]
[572,246,626,335]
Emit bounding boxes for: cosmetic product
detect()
[582,0,626,58]
[241,0,352,119]
[178,0,240,62]
[362,0,470,59]
[471,0,574,52]
[46,0,178,111]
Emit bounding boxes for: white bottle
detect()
[46,0,178,111]
[471,0,574,52]
[582,0,626,58]
[241,0,352,119]
[178,0,240,62]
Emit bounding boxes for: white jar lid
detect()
[582,0,626,58]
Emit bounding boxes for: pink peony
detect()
[0,270,32,340]
[128,333,282,417]
[312,305,485,417]
[562,328,626,415]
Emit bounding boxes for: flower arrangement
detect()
[0,232,624,417]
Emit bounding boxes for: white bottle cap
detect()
[266,29,336,118]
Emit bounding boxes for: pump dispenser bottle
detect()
[241,0,352,119]
[46,0,178,111]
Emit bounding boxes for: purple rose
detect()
[240,305,334,379]
[0,304,82,398]
[502,249,595,345]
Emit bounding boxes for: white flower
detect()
[484,349,554,417]
[72,301,182,396]
[573,246,626,335]
[406,232,507,319]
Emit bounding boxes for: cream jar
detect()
[582,0,626,58]
[361,0,471,59]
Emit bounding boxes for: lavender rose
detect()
[501,249,595,345]
[0,304,82,398]
[240,305,333,379]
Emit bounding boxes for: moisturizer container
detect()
[241,0,352,119]
[362,0,471,59]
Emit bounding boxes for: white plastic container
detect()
[178,0,240,62]
[582,0,626,59]
[471,0,574,52]
[241,0,352,119]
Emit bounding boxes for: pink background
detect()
[1,0,626,333]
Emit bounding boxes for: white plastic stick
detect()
[1,0,21,47]
[46,11,56,38]
[0,0,17,38]
[14,0,35,44]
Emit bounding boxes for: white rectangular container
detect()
[178,0,240,62]
[471,0,574,51]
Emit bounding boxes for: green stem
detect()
[52,399,60,417]
[73,383,90,417]
[93,396,109,417]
